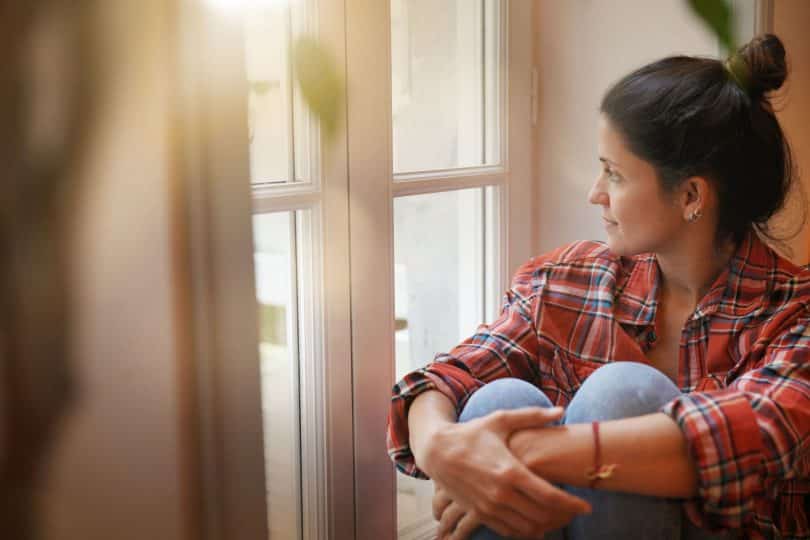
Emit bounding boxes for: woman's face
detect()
[588,116,685,256]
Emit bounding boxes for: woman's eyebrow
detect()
[599,157,623,171]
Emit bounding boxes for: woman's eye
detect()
[603,168,621,182]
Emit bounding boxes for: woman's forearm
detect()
[509,412,698,498]
[407,390,457,470]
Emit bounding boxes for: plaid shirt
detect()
[387,229,810,539]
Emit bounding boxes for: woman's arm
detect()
[509,412,698,498]
[407,390,456,468]
[388,255,569,478]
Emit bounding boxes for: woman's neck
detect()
[655,234,737,309]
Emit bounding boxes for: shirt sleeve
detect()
[386,259,546,478]
[661,314,810,532]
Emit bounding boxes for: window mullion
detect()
[252,192,321,214]
[391,173,505,198]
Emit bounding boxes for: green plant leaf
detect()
[686,0,737,53]
[291,36,343,142]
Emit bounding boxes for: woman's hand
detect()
[433,484,482,540]
[418,407,591,539]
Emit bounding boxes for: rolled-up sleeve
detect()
[386,260,544,478]
[661,317,810,531]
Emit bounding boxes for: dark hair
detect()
[600,34,798,246]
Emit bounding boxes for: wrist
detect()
[510,424,592,481]
[508,428,546,469]
[412,419,454,474]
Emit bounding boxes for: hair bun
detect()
[733,33,788,99]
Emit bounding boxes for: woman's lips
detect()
[603,217,618,227]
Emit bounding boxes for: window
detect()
[253,211,303,539]
[243,1,329,538]
[192,0,532,537]
[388,2,505,536]
[346,0,534,537]
[244,1,314,185]
[391,0,501,173]
[394,187,500,537]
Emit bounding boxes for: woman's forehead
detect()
[598,117,668,193]
[597,116,629,162]
[598,116,652,175]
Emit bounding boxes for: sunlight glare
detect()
[203,0,288,14]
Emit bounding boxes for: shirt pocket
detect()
[551,347,607,394]
[694,372,728,392]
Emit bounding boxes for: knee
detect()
[459,378,553,423]
[565,362,681,423]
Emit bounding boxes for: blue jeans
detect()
[458,362,735,540]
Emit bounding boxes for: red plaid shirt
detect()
[387,229,810,539]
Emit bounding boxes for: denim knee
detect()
[565,361,681,423]
[459,378,553,423]
[459,379,560,540]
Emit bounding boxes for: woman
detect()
[387,34,809,540]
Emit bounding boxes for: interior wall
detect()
[773,0,810,263]
[532,0,810,265]
[39,1,189,539]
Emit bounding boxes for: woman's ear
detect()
[680,176,710,222]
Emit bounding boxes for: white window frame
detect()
[181,0,533,538]
[180,0,354,539]
[346,1,534,539]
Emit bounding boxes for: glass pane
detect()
[254,211,302,540]
[391,0,501,174]
[394,188,497,538]
[244,1,313,184]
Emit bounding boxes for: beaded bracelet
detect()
[585,421,618,489]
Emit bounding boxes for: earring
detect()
[687,209,703,223]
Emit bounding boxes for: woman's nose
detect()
[588,177,608,206]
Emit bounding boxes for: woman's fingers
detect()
[432,485,452,521]
[485,505,539,539]
[440,462,580,537]
[512,463,591,516]
[437,501,466,538]
[492,407,564,434]
[478,461,586,533]
[435,487,536,540]
[496,486,554,533]
[448,510,482,540]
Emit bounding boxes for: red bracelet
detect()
[585,421,618,489]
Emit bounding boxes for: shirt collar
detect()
[613,228,773,326]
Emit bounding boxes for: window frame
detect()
[181,0,533,538]
[346,1,534,538]
[180,0,354,539]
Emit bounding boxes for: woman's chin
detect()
[606,241,625,255]
[604,231,621,252]
[604,235,632,256]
